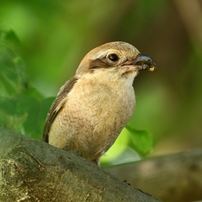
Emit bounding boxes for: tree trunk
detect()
[0,128,161,202]
[108,149,202,202]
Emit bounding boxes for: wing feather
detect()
[42,76,78,142]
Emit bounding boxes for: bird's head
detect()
[76,41,155,83]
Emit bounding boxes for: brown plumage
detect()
[42,41,155,165]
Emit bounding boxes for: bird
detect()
[42,41,155,165]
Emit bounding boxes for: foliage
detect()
[0,30,54,139]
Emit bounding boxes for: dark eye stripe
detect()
[89,58,111,69]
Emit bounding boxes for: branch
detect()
[108,149,202,202]
[0,128,161,202]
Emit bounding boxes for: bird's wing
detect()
[42,76,78,142]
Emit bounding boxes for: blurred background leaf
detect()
[0,29,54,138]
[126,125,153,155]
[0,0,202,166]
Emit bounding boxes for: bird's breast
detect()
[66,77,135,134]
[50,76,135,161]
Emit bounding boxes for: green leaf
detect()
[14,94,54,139]
[30,97,54,139]
[0,29,21,46]
[0,29,54,139]
[125,125,153,156]
[0,30,26,97]
[101,145,140,168]
[101,126,153,167]
[0,98,16,115]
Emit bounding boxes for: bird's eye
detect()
[107,53,119,62]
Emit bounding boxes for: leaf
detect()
[101,145,141,168]
[101,126,153,167]
[0,98,16,115]
[0,29,54,139]
[15,94,54,139]
[125,124,153,156]
[0,30,26,97]
[0,29,21,46]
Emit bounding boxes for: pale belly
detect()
[49,80,135,162]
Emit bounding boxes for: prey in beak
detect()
[134,53,156,71]
[122,53,156,72]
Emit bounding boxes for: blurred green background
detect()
[0,0,202,162]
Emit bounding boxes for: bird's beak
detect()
[122,53,156,71]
